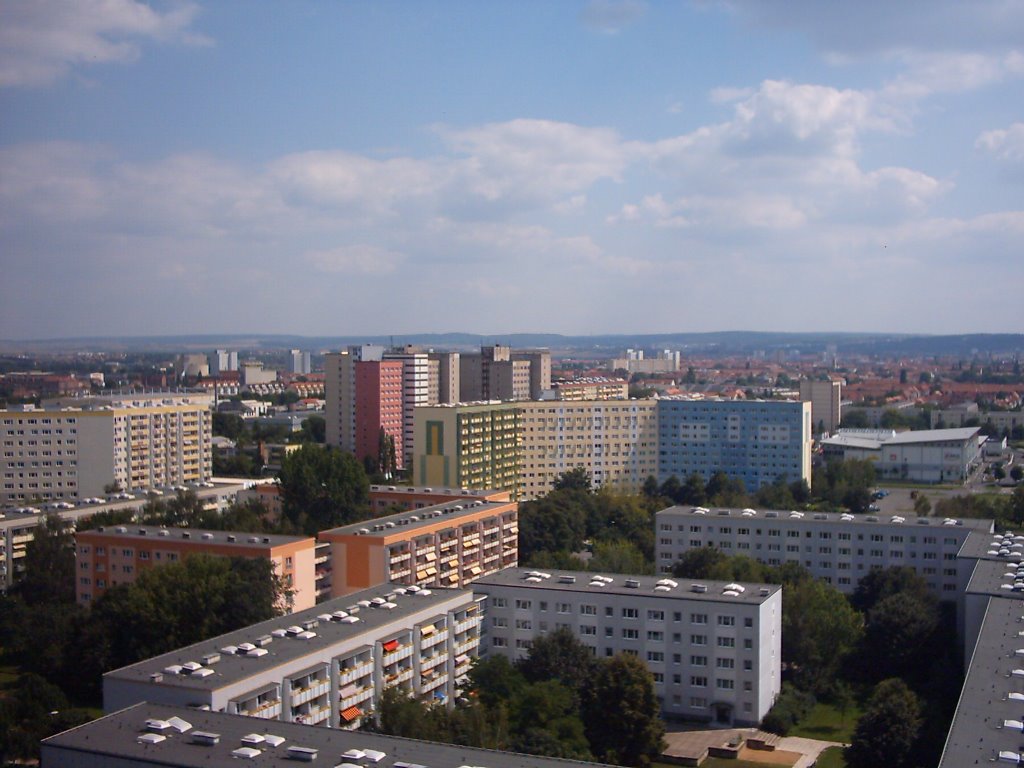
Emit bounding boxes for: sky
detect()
[1,0,1023,340]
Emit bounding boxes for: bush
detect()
[760,684,816,736]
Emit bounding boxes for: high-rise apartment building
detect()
[459,346,550,402]
[354,361,404,472]
[428,351,460,404]
[75,525,317,611]
[290,349,312,375]
[799,378,842,434]
[474,568,782,726]
[209,349,239,375]
[1,393,213,505]
[657,399,812,491]
[412,403,522,498]
[518,399,658,499]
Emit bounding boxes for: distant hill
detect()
[1,331,1021,358]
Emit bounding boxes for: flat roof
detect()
[78,525,312,550]
[884,427,981,444]
[369,485,504,498]
[473,567,779,606]
[938,592,1024,767]
[322,499,515,538]
[42,702,615,768]
[655,505,992,532]
[105,584,475,690]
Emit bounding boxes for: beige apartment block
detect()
[75,525,317,611]
[518,399,659,499]
[1,393,212,506]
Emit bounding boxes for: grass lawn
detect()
[814,746,847,768]
[788,701,860,744]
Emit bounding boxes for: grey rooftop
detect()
[655,505,992,531]
[80,524,312,549]
[104,584,474,690]
[322,500,513,538]
[472,567,779,605]
[42,702,615,768]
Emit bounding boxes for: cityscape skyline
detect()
[2,1,1022,339]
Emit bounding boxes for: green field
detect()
[814,746,847,768]
[788,701,859,744]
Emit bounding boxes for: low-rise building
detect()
[102,584,483,731]
[820,427,982,484]
[473,568,782,727]
[319,498,518,597]
[75,525,317,611]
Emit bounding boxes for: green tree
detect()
[516,626,597,702]
[14,513,75,606]
[277,444,370,534]
[587,539,653,575]
[851,566,932,613]
[845,679,921,768]
[840,410,869,428]
[518,495,587,562]
[510,680,591,760]
[212,411,245,439]
[782,579,863,694]
[582,654,665,767]
[671,547,727,579]
[1011,465,1024,482]
[860,592,939,682]
[913,494,932,516]
[553,466,592,493]
[469,655,526,710]
[299,415,326,443]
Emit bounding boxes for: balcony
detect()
[338,660,373,685]
[420,672,449,693]
[421,629,449,649]
[290,679,330,706]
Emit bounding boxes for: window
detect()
[691,613,707,624]
[743,618,753,628]
[647,631,664,641]
[580,625,596,636]
[690,676,707,687]
[581,604,597,615]
[690,697,707,708]
[647,651,664,662]
[557,603,571,614]
[539,602,548,612]
[744,639,753,650]
[717,615,735,626]
[691,634,706,645]
[492,617,507,628]
[622,607,639,619]
[492,597,507,608]
[716,658,735,669]
[691,655,706,666]
[716,678,735,690]
[515,599,531,610]
[717,637,735,648]
[623,628,639,640]
[492,637,507,648]
[743,660,753,671]
[647,610,665,621]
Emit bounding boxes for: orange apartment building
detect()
[74,526,317,611]
[319,497,518,596]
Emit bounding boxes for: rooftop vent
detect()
[286,746,319,762]
[227,535,236,542]
[137,732,166,744]
[765,511,779,518]
[558,575,577,584]
[691,583,708,593]
[231,747,261,759]
[625,579,640,589]
[190,731,220,746]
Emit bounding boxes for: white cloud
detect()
[306,245,404,275]
[977,123,1024,163]
[580,0,648,34]
[0,0,208,87]
[439,119,633,202]
[882,51,1024,101]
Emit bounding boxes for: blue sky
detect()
[1,0,1022,339]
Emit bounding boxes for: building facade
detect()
[1,393,213,506]
[103,584,483,731]
[657,399,812,492]
[412,403,522,498]
[551,377,629,401]
[474,568,782,726]
[820,427,982,483]
[518,399,658,499]
[320,498,518,596]
[653,505,991,599]
[354,360,405,472]
[75,525,317,610]
[799,378,842,434]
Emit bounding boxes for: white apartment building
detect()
[519,399,659,500]
[473,568,781,727]
[1,393,212,506]
[104,583,483,731]
[821,427,982,484]
[653,506,992,598]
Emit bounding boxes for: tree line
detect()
[373,627,665,767]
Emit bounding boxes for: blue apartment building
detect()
[657,399,812,491]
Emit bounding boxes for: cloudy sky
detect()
[1,0,1022,340]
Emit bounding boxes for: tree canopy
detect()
[277,444,371,534]
[845,679,922,768]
